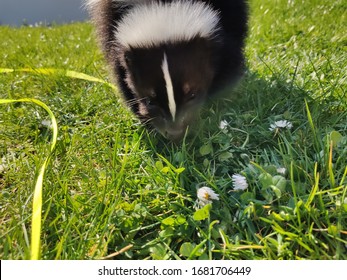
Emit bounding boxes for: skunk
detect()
[86,0,248,141]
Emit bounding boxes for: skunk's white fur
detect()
[115,1,220,48]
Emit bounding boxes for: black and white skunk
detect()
[86,0,248,141]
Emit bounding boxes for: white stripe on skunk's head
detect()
[161,53,176,121]
[115,1,221,48]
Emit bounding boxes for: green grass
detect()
[0,0,346,260]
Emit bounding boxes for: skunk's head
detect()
[115,1,221,141]
[120,38,218,140]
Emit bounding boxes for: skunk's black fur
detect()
[86,0,248,140]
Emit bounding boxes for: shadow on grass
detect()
[140,70,315,154]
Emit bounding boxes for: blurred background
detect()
[0,0,88,26]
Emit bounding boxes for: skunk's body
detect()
[86,0,248,140]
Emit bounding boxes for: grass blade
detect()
[305,99,316,139]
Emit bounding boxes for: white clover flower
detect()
[0,156,8,173]
[269,120,293,131]
[276,167,287,175]
[219,120,229,130]
[197,186,219,206]
[41,119,52,128]
[231,174,248,191]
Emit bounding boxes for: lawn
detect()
[0,0,346,260]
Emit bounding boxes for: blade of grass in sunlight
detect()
[305,99,317,143]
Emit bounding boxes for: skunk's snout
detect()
[154,107,197,141]
[164,126,186,142]
[151,115,189,141]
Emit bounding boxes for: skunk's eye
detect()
[183,84,197,101]
[144,90,157,106]
[186,91,197,101]
[145,97,155,107]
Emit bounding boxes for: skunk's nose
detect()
[165,127,185,141]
